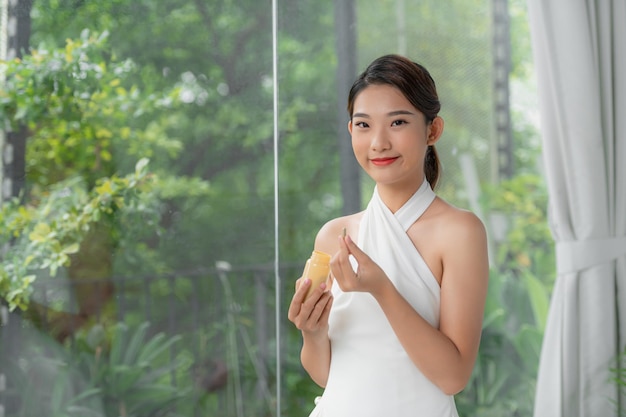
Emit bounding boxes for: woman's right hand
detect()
[287,278,333,336]
[289,277,334,387]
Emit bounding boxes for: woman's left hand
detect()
[330,234,390,296]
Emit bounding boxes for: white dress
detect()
[308,180,459,417]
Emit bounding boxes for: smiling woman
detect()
[288,54,489,417]
[348,83,444,199]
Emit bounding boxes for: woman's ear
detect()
[347,119,353,134]
[427,116,444,146]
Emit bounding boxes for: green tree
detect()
[0,30,206,317]
[27,0,348,268]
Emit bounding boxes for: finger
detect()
[336,236,358,271]
[307,292,333,324]
[302,281,327,306]
[295,280,327,321]
[318,293,333,324]
[333,235,351,272]
[344,234,369,263]
[343,234,358,253]
[287,278,311,320]
[294,289,330,330]
[337,233,350,255]
[296,278,311,299]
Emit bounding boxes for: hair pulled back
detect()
[347,54,442,188]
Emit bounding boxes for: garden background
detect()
[0,1,554,416]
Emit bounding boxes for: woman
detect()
[287,54,489,416]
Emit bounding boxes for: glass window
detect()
[0,1,549,416]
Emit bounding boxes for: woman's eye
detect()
[355,121,369,128]
[391,119,407,126]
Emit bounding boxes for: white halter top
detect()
[309,180,459,417]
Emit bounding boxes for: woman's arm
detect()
[331,211,488,395]
[287,217,350,387]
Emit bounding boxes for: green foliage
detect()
[610,347,626,416]
[76,321,192,417]
[1,321,191,417]
[0,30,183,186]
[484,174,555,283]
[1,331,104,417]
[456,174,554,417]
[30,0,295,267]
[457,269,545,416]
[0,159,155,311]
[0,30,212,311]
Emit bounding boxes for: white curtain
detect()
[527,1,626,416]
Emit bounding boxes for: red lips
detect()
[370,157,399,166]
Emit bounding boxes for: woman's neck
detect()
[376,179,425,213]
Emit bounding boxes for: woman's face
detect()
[348,84,440,189]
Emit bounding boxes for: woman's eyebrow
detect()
[352,110,415,119]
[388,110,415,116]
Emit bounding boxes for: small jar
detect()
[302,250,331,299]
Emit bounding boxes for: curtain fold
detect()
[526,1,626,416]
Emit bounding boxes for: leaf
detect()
[109,323,128,369]
[122,322,150,365]
[137,334,183,365]
[29,222,52,242]
[523,271,550,332]
[61,243,80,254]
[135,157,149,175]
[67,388,102,403]
[513,325,543,373]
[94,180,113,196]
[482,307,505,329]
[22,275,36,286]
[95,128,113,139]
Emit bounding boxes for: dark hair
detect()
[347,54,442,188]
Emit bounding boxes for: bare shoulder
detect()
[315,212,363,255]
[429,199,489,283]
[428,198,487,243]
[409,198,487,285]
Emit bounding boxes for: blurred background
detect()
[0,0,553,416]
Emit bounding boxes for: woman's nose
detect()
[370,128,391,151]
